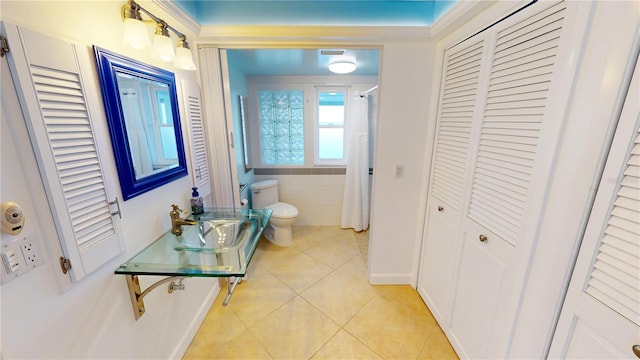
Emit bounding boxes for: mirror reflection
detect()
[94,46,188,200]
[116,73,179,179]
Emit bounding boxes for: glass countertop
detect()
[115,208,272,277]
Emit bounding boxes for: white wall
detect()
[253,174,345,225]
[368,41,436,284]
[1,1,218,358]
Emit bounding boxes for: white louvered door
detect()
[419,1,588,358]
[549,51,640,360]
[417,35,488,326]
[181,80,212,201]
[452,2,570,358]
[3,23,123,280]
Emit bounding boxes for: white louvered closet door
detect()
[3,23,123,280]
[417,35,487,326]
[181,80,212,202]
[197,48,238,208]
[549,51,640,360]
[449,1,575,358]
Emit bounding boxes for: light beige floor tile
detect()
[250,238,303,275]
[417,326,459,360]
[374,285,438,322]
[269,251,333,293]
[335,254,369,281]
[184,226,454,360]
[301,269,378,325]
[328,230,360,249]
[305,238,361,269]
[249,297,340,360]
[189,296,247,345]
[311,329,382,360]
[224,271,297,327]
[184,328,273,360]
[292,226,343,251]
[344,295,437,359]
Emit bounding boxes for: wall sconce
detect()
[328,61,357,74]
[122,0,196,71]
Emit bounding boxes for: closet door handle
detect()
[437,206,444,213]
[632,345,640,358]
[479,234,488,243]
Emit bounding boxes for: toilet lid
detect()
[268,202,298,219]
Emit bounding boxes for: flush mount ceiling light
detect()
[329,61,357,74]
[121,0,196,71]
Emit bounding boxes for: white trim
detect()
[197,25,432,45]
[429,0,497,39]
[151,0,201,36]
[368,272,413,285]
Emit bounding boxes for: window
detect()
[316,90,346,164]
[258,90,304,165]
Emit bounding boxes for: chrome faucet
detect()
[170,204,197,236]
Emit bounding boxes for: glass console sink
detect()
[115,208,272,319]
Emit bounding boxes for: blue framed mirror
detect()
[94,47,187,200]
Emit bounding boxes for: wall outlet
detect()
[21,240,40,264]
[1,235,44,284]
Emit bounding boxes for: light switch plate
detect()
[2,248,21,273]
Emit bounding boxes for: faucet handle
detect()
[171,204,186,214]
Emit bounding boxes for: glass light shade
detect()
[153,34,175,62]
[328,61,356,74]
[123,17,150,49]
[174,46,197,71]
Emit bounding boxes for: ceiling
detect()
[172,0,457,27]
[226,48,381,76]
[171,1,457,76]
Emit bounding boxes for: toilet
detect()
[250,179,298,246]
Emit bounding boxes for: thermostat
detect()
[1,201,25,235]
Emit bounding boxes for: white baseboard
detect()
[368,272,413,285]
[170,283,221,359]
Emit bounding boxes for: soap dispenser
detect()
[190,187,204,215]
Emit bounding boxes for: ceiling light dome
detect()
[329,61,356,74]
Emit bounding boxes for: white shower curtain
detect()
[341,94,370,231]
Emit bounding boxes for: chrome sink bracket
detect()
[222,276,242,306]
[125,274,185,320]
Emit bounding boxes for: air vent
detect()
[320,49,345,56]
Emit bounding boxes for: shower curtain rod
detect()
[360,85,378,97]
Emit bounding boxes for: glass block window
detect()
[259,90,304,165]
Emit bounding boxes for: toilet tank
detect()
[251,179,279,209]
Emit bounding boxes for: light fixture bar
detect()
[128,0,187,42]
[122,0,196,70]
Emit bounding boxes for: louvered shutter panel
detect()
[5,24,122,280]
[431,38,485,211]
[182,80,212,198]
[585,125,640,326]
[468,1,566,244]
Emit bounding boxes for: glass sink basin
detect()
[174,219,257,254]
[115,208,272,277]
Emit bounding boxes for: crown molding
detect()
[195,25,434,46]
[152,0,201,36]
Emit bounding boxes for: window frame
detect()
[314,86,350,166]
[247,78,376,169]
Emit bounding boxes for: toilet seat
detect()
[268,202,298,219]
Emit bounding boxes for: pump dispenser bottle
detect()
[190,187,204,215]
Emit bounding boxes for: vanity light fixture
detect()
[153,21,175,62]
[121,0,196,71]
[328,60,357,74]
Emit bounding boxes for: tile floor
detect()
[183,226,458,360]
